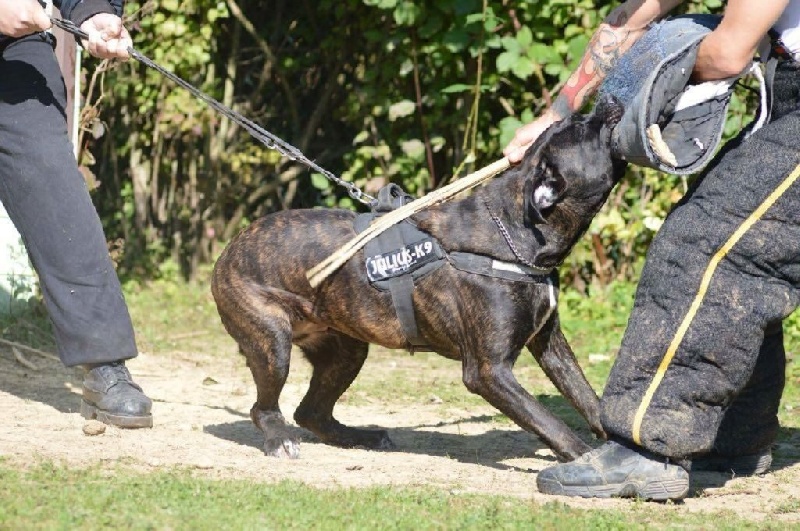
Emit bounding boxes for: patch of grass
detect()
[779,313,800,428]
[0,461,770,530]
[774,497,800,515]
[559,281,636,391]
[0,297,55,352]
[122,264,234,357]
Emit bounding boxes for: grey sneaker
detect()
[81,361,153,428]
[691,449,772,476]
[536,440,690,501]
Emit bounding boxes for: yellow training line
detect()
[632,162,800,445]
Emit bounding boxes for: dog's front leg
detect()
[527,315,606,439]
[527,315,605,440]
[461,352,592,461]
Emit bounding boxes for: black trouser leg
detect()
[0,35,137,366]
[694,60,799,458]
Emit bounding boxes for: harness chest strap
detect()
[449,252,559,341]
[359,229,557,351]
[354,185,441,348]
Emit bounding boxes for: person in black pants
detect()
[0,0,152,428]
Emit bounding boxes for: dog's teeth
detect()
[646,124,679,167]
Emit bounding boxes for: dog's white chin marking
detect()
[534,185,556,208]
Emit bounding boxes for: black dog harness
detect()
[354,184,556,350]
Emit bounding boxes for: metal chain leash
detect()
[50,16,376,206]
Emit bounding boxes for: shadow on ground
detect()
[204,393,800,491]
[204,394,603,472]
[0,346,81,414]
[692,426,800,492]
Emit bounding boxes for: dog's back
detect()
[213,208,356,294]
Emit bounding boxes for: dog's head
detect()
[521,95,627,227]
[502,95,628,268]
[412,95,627,267]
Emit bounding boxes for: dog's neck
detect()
[413,174,591,270]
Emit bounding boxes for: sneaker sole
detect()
[81,400,153,429]
[537,477,689,501]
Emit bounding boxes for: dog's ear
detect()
[524,165,567,226]
[595,93,624,129]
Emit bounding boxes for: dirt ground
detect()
[2,343,800,523]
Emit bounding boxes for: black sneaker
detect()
[81,361,153,428]
[691,449,772,476]
[536,440,690,501]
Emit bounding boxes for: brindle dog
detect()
[211,98,627,461]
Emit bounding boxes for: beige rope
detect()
[306,157,511,287]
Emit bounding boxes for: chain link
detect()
[482,198,547,272]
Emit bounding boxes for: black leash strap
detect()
[50,16,375,206]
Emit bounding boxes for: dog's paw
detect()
[263,436,301,459]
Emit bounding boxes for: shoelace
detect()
[93,362,133,384]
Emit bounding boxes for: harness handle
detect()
[49,16,376,206]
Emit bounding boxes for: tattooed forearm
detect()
[589,28,632,75]
[552,1,651,116]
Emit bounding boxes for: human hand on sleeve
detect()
[0,0,51,37]
[503,0,681,165]
[80,13,132,60]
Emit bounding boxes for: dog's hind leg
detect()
[527,315,605,440]
[244,320,301,459]
[294,333,395,450]
[213,281,301,458]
